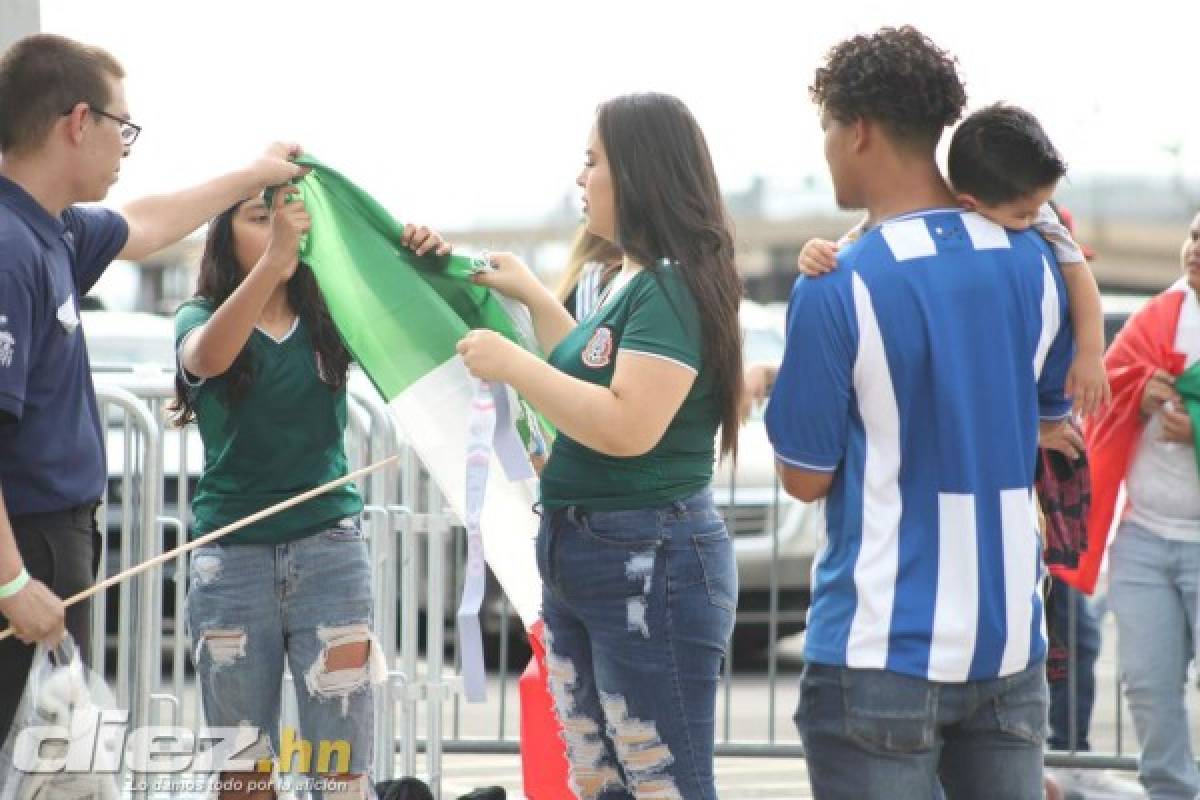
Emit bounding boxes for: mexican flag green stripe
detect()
[289,154,544,628]
[290,155,529,397]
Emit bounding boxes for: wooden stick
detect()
[0,455,400,643]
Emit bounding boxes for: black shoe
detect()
[457,788,506,800]
[375,777,435,800]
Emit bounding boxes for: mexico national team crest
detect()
[582,326,614,369]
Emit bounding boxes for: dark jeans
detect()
[0,504,100,745]
[797,661,1048,800]
[536,490,737,800]
[1045,576,1101,752]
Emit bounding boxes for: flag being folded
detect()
[289,154,545,629]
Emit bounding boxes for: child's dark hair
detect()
[169,200,351,425]
[948,104,1067,205]
[809,26,966,151]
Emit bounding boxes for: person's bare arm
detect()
[776,464,835,502]
[119,143,306,261]
[457,331,694,457]
[1061,261,1110,415]
[180,189,307,378]
[0,488,65,644]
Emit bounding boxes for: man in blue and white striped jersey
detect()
[766,26,1075,800]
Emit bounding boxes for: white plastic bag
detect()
[0,635,120,800]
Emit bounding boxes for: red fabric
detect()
[520,620,573,799]
[1036,419,1091,571]
[1060,288,1187,593]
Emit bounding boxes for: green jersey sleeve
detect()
[174,299,214,347]
[618,265,702,372]
[174,300,215,388]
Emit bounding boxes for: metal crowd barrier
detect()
[88,371,465,796]
[87,368,1148,797]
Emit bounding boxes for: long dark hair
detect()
[596,93,743,458]
[170,200,351,425]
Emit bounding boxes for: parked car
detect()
[84,310,175,373]
[715,300,819,653]
[1102,293,1144,345]
[83,310,197,644]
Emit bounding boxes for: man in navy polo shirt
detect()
[766,28,1076,799]
[0,33,305,741]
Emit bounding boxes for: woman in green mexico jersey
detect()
[458,93,742,800]
[171,184,446,799]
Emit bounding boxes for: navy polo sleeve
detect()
[0,270,36,422]
[61,205,130,295]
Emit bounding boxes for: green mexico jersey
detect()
[539,262,719,510]
[175,301,362,545]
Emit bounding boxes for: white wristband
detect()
[0,567,30,599]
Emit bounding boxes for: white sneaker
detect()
[1045,768,1146,800]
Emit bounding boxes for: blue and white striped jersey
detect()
[766,208,1074,682]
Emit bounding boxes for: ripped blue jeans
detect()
[537,490,737,800]
[185,518,379,792]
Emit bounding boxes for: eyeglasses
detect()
[62,105,142,147]
[88,108,141,147]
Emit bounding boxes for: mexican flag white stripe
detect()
[388,358,542,626]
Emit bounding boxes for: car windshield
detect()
[88,336,175,369]
[744,325,785,366]
[742,324,785,421]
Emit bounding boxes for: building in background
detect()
[115,173,1198,316]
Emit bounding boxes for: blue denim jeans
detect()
[796,661,1047,800]
[1045,576,1101,751]
[186,518,378,791]
[1109,520,1200,799]
[536,490,737,800]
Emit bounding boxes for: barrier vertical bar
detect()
[93,382,161,798]
[722,470,737,744]
[767,471,781,744]
[92,398,111,677]
[350,376,402,781]
[425,484,449,798]
[398,445,421,777]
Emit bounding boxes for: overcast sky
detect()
[35,0,1200,228]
